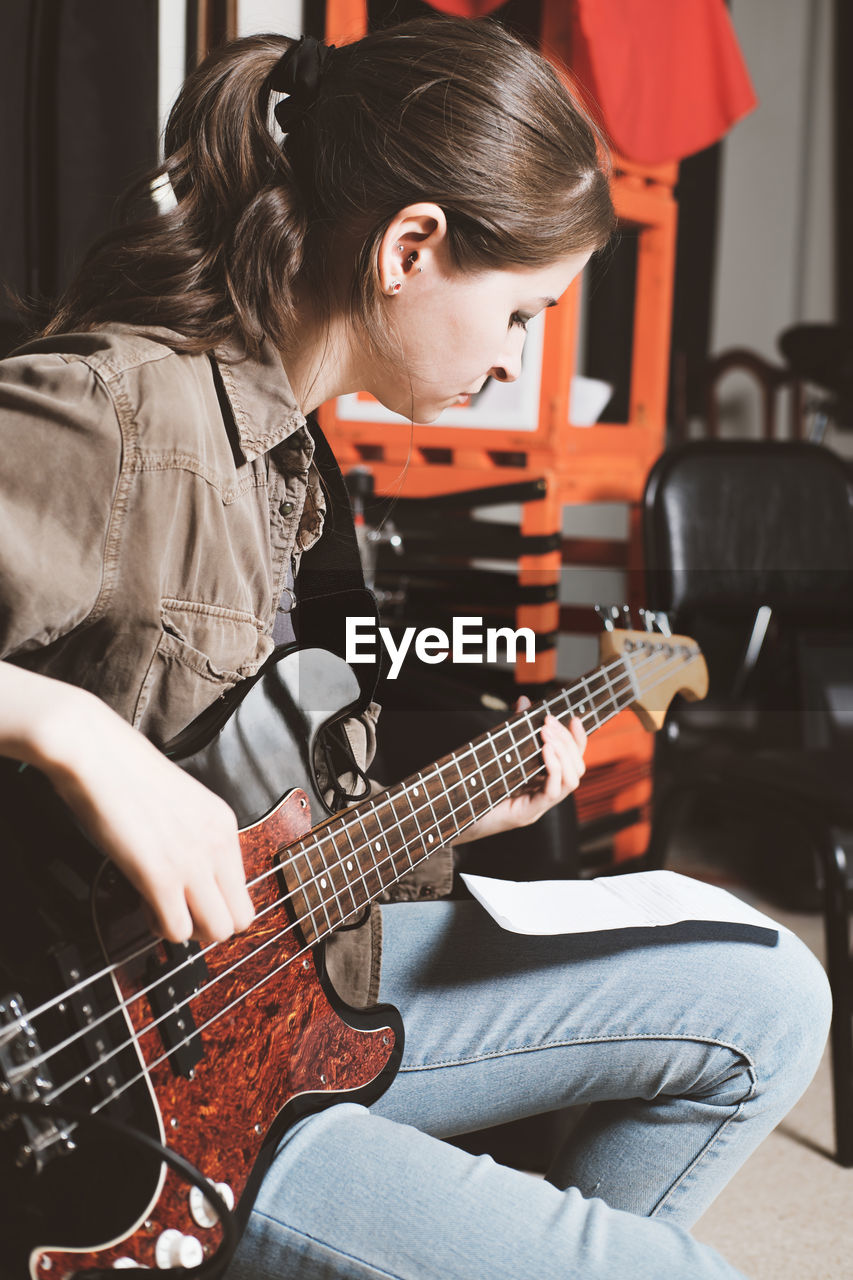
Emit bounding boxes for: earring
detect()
[387,279,402,294]
[407,251,422,274]
[395,243,404,253]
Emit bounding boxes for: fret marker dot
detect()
[470,778,477,788]
[505,753,511,763]
[320,877,327,889]
[346,860,354,871]
[579,704,586,713]
[413,787,420,796]
[374,841,381,851]
[428,834,434,843]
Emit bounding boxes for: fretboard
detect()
[283,648,650,947]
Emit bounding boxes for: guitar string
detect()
[35,649,696,1117]
[29,656,641,1100]
[6,642,688,1111]
[82,648,700,1123]
[34,653,660,1104]
[1,646,640,1042]
[6,645,687,1090]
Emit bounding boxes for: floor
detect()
[691,899,853,1279]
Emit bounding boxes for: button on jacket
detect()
[0,324,452,1007]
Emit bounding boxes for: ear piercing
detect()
[387,247,421,294]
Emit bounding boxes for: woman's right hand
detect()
[0,662,254,945]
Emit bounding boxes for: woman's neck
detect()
[279,297,375,417]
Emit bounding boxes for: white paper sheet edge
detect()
[460,869,781,939]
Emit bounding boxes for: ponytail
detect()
[41,34,310,355]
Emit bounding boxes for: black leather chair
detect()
[642,439,853,1164]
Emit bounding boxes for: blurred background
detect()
[2,6,853,1270]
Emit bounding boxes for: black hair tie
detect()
[270,35,336,131]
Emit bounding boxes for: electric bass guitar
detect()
[0,627,707,1279]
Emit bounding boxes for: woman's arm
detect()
[0,660,254,944]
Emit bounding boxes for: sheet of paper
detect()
[460,869,780,942]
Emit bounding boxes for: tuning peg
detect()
[594,603,623,632]
[640,609,672,636]
[621,604,633,629]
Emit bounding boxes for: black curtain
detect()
[0,0,159,352]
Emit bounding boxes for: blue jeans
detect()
[230,898,831,1279]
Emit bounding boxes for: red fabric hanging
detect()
[569,0,757,165]
[422,0,505,15]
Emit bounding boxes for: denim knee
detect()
[746,927,831,1108]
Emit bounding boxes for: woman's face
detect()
[366,247,591,424]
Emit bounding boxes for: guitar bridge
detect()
[0,993,74,1174]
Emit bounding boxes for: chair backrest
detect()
[644,440,853,744]
[644,440,853,621]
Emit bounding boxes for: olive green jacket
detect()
[0,324,452,1007]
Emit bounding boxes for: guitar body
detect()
[0,648,403,1280]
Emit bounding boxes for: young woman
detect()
[0,18,830,1279]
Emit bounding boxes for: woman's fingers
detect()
[540,714,586,798]
[44,694,255,946]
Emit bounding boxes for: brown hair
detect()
[39,16,614,356]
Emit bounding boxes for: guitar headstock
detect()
[598,628,709,731]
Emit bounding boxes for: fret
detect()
[448,756,479,832]
[595,668,617,720]
[338,817,372,909]
[407,778,443,858]
[355,807,407,896]
[455,745,492,823]
[470,735,506,809]
[318,830,356,925]
[509,712,539,779]
[582,674,605,728]
[373,791,417,880]
[486,725,513,800]
[420,764,455,841]
[323,825,361,920]
[387,787,420,868]
[353,812,387,899]
[612,656,635,712]
[283,843,325,945]
[308,837,339,935]
[597,661,614,720]
[492,720,525,792]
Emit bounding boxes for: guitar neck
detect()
[283,648,645,946]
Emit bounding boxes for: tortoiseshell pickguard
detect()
[32,790,398,1279]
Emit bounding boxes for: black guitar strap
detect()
[294,413,383,713]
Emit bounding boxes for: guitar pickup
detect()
[146,941,208,1079]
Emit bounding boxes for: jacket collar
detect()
[213,337,307,463]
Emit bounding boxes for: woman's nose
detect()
[490,333,525,383]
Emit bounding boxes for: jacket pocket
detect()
[133,602,274,740]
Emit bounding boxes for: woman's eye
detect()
[510,312,529,331]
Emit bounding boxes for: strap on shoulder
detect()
[295,414,383,711]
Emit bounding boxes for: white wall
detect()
[237,1,303,38]
[710,0,838,442]
[157,1,304,149]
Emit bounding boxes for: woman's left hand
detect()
[453,697,587,845]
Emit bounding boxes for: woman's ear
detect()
[377,203,448,297]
